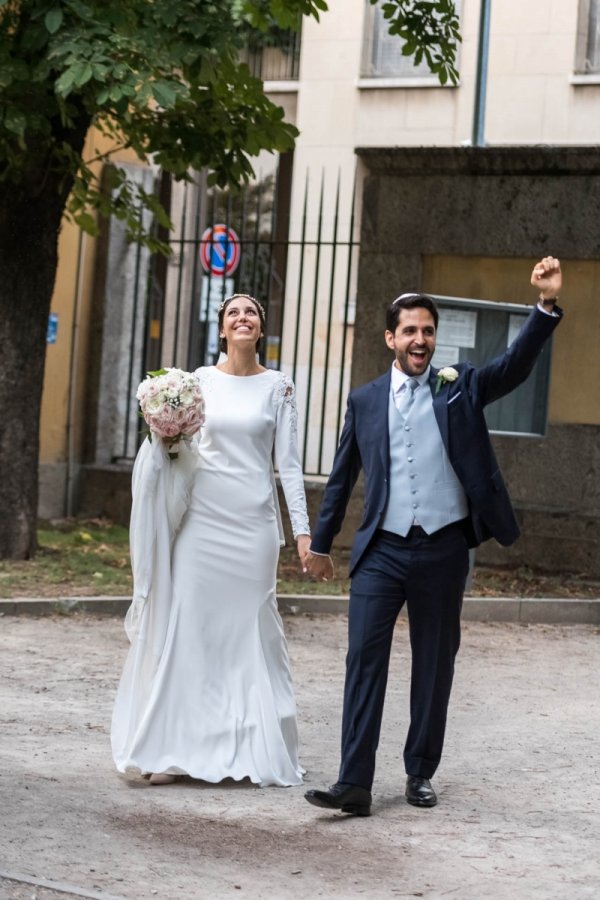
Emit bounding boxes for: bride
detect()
[111,293,311,787]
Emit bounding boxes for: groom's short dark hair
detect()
[386,293,439,333]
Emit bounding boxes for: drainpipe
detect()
[64,228,87,517]
[472,0,492,146]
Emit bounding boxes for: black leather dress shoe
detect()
[304,782,372,816]
[405,775,437,807]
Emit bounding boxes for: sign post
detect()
[200,225,240,277]
[199,225,241,363]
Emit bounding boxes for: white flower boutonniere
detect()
[435,366,459,395]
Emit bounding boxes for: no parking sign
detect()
[200,225,241,276]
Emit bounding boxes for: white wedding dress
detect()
[111,367,310,787]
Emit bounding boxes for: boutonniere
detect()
[435,366,459,395]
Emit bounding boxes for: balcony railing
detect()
[240,27,301,81]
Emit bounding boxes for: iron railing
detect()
[240,26,301,81]
[101,166,359,477]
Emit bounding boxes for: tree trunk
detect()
[0,181,70,557]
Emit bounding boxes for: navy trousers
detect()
[338,523,469,789]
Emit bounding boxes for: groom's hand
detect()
[304,551,334,582]
[531,256,562,302]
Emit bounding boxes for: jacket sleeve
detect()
[310,393,363,554]
[474,304,562,407]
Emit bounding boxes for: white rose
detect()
[136,378,152,401]
[179,389,195,407]
[438,367,459,382]
[145,395,164,415]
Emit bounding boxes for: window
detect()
[361,1,461,80]
[433,297,552,436]
[240,24,301,81]
[577,0,600,73]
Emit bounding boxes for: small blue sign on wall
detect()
[47,312,58,344]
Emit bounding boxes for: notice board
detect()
[432,296,553,436]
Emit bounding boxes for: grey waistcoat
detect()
[380,384,468,536]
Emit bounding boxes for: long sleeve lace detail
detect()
[274,373,310,539]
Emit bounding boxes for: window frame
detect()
[574,0,600,76]
[359,0,461,85]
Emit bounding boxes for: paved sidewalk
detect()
[0,613,599,899]
[1,592,600,624]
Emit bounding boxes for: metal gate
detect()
[100,163,359,477]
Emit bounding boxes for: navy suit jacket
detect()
[311,305,563,575]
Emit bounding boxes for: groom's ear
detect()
[384,330,395,350]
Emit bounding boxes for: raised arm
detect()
[475,256,563,407]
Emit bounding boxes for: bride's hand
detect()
[296,534,312,570]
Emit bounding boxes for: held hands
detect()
[303,549,334,582]
[531,256,562,302]
[297,536,336,583]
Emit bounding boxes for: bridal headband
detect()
[218,294,266,318]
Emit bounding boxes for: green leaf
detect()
[55,69,76,97]
[152,81,178,108]
[73,211,99,234]
[103,166,125,191]
[3,108,28,137]
[72,61,94,87]
[45,8,64,34]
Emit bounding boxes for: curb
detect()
[1,594,599,625]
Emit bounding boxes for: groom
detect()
[304,257,563,815]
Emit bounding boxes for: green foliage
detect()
[0,1,323,245]
[241,0,328,31]
[0,1,460,249]
[370,0,461,86]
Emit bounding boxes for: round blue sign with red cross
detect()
[200,225,241,276]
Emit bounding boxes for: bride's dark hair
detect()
[218,294,266,353]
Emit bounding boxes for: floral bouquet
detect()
[137,368,205,459]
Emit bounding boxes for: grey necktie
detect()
[396,377,419,418]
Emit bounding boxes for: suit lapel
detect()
[371,372,391,471]
[430,366,450,451]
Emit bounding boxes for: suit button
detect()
[407,457,414,462]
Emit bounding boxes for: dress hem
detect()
[115,762,304,789]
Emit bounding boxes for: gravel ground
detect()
[0,612,599,900]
